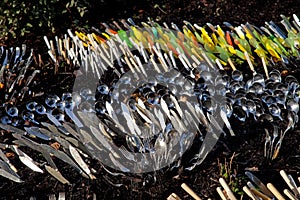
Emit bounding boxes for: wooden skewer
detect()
[201,52,214,69]
[219,178,237,200]
[283,189,297,200]
[124,56,136,73]
[216,187,228,200]
[215,59,224,70]
[243,186,259,200]
[267,183,286,200]
[227,58,236,71]
[181,183,202,200]
[261,57,269,78]
[150,54,162,73]
[244,51,255,74]
[178,54,190,70]
[129,57,141,73]
[50,40,56,57]
[43,35,51,50]
[181,53,192,69]
[191,54,201,65]
[167,193,181,200]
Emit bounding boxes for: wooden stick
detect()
[267,183,285,200]
[244,51,255,74]
[58,192,65,200]
[50,40,56,57]
[181,183,202,200]
[243,186,259,200]
[283,189,297,200]
[249,188,272,200]
[215,59,224,70]
[216,187,228,200]
[261,57,269,78]
[219,178,237,200]
[280,170,299,196]
[227,58,236,71]
[44,35,51,50]
[191,54,201,65]
[167,193,181,200]
[124,56,136,73]
[201,52,214,69]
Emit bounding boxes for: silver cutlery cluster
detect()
[0,14,299,186]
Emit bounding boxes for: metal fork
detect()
[264,128,271,159]
[269,125,278,158]
[272,111,295,159]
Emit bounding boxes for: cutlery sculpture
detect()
[0,14,299,186]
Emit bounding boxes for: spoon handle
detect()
[46,113,62,127]
[65,109,84,128]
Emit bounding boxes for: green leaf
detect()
[26,23,33,28]
[70,0,75,7]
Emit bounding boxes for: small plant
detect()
[0,0,90,44]
[218,153,247,196]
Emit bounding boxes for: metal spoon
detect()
[35,104,63,127]
[268,104,283,121]
[64,99,84,128]
[21,111,39,124]
[272,110,295,159]
[269,125,279,158]
[5,104,18,117]
[45,95,60,108]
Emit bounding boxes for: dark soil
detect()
[1,0,300,199]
